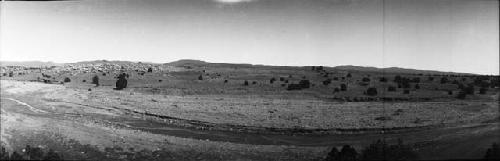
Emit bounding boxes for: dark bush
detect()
[414,84,420,89]
[287,84,303,91]
[299,80,311,88]
[362,77,371,82]
[92,75,99,86]
[456,90,467,99]
[158,80,162,82]
[340,84,347,91]
[280,77,285,81]
[403,89,410,94]
[379,77,388,82]
[270,78,276,84]
[334,88,340,93]
[448,90,453,95]
[63,77,71,83]
[339,145,358,161]
[479,87,488,94]
[244,80,249,86]
[115,73,128,90]
[388,86,396,92]
[323,79,332,86]
[361,139,418,161]
[428,77,434,81]
[224,80,228,83]
[484,143,500,160]
[252,81,257,84]
[412,77,420,83]
[147,67,153,73]
[8,72,13,77]
[346,73,352,78]
[464,84,475,95]
[366,88,378,96]
[333,77,339,81]
[198,75,203,80]
[43,149,62,161]
[440,77,448,84]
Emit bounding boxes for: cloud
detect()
[213,0,256,3]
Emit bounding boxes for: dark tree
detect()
[448,90,453,95]
[388,86,397,92]
[158,80,162,82]
[252,81,257,84]
[366,88,378,96]
[92,75,99,86]
[428,77,434,81]
[64,77,71,83]
[346,73,352,78]
[244,80,249,86]
[299,80,311,88]
[334,88,340,93]
[10,151,23,160]
[270,78,276,84]
[414,84,420,89]
[403,89,410,94]
[456,90,467,99]
[224,80,228,83]
[379,77,388,82]
[115,73,128,90]
[362,77,371,82]
[323,79,332,86]
[484,143,500,160]
[147,67,153,73]
[361,139,418,161]
[464,84,475,95]
[479,87,488,94]
[8,72,13,77]
[280,77,285,81]
[43,149,62,161]
[440,77,449,84]
[198,75,203,80]
[339,145,358,161]
[325,147,340,161]
[340,84,347,91]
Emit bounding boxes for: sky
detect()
[0,0,498,75]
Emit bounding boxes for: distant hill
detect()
[0,61,61,67]
[1,59,480,75]
[332,65,476,75]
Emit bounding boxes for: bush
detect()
[323,79,332,86]
[244,80,249,86]
[346,73,352,78]
[224,80,228,83]
[362,77,371,82]
[92,75,99,86]
[403,89,410,94]
[464,84,475,95]
[484,143,500,160]
[366,88,378,96]
[287,84,303,91]
[147,67,153,73]
[252,81,257,85]
[388,86,396,92]
[379,77,388,82]
[198,75,203,80]
[299,80,311,88]
[340,84,347,91]
[270,78,276,84]
[63,77,71,83]
[414,84,420,89]
[115,73,128,90]
[440,77,448,84]
[361,139,418,161]
[479,87,488,94]
[456,90,467,99]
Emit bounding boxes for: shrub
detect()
[244,80,249,86]
[440,77,448,84]
[362,77,371,82]
[403,89,410,94]
[198,75,203,80]
[224,80,228,83]
[334,88,340,93]
[479,87,488,94]
[366,87,378,96]
[464,84,475,95]
[287,84,303,91]
[346,73,352,78]
[147,67,153,73]
[414,84,420,89]
[323,79,332,86]
[92,75,99,86]
[159,80,162,82]
[428,77,434,81]
[115,73,128,90]
[379,77,388,82]
[82,80,86,82]
[270,78,276,84]
[448,90,453,95]
[63,77,71,82]
[280,77,285,81]
[361,139,418,161]
[484,143,500,160]
[252,81,257,85]
[456,90,467,99]
[340,84,347,91]
[299,80,311,88]
[388,86,396,92]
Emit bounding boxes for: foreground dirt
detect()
[1,80,499,160]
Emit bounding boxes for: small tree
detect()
[198,75,203,80]
[115,73,128,90]
[64,77,71,83]
[147,67,153,73]
[484,143,500,160]
[270,78,276,84]
[414,84,420,89]
[244,80,249,86]
[340,84,347,91]
[92,75,99,86]
[366,87,378,96]
[388,86,396,92]
[479,87,488,94]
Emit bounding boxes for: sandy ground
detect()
[1,80,499,160]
